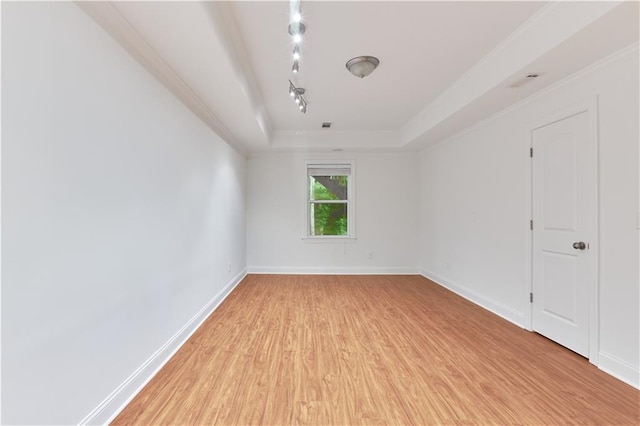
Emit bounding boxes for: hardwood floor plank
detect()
[113,275,639,425]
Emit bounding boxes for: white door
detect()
[532,110,596,358]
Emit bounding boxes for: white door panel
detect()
[532,111,594,357]
[541,250,578,325]
[542,134,578,231]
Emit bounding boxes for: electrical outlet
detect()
[227,262,231,272]
[368,252,373,260]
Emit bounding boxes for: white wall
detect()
[419,45,639,387]
[247,152,420,273]
[1,3,246,424]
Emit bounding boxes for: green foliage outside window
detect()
[309,175,348,236]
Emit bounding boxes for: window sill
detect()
[301,237,358,243]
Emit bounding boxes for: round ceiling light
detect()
[345,56,380,79]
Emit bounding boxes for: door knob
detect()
[572,241,586,250]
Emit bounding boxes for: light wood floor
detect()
[113,275,639,425]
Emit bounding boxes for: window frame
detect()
[303,160,356,240]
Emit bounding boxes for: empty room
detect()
[2,1,639,425]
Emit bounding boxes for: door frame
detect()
[524,96,600,365]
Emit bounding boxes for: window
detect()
[306,162,354,238]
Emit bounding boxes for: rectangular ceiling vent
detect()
[322,122,332,129]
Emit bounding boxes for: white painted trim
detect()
[248,267,420,275]
[420,269,526,328]
[525,97,600,365]
[598,352,640,389]
[78,269,247,425]
[301,237,358,243]
[0,2,4,421]
[524,130,533,332]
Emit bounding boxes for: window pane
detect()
[309,175,348,201]
[309,203,348,236]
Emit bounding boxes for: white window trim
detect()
[302,160,356,241]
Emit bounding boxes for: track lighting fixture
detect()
[289,21,305,44]
[289,2,305,73]
[287,1,307,113]
[288,80,307,114]
[288,17,305,36]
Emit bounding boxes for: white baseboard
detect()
[79,269,247,425]
[598,351,640,389]
[421,269,525,328]
[421,271,640,390]
[247,266,421,275]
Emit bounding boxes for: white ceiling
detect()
[79,1,639,154]
[231,1,544,131]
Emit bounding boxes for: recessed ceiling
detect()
[79,1,639,153]
[231,1,545,131]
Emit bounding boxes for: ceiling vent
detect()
[508,73,543,88]
[322,122,332,128]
